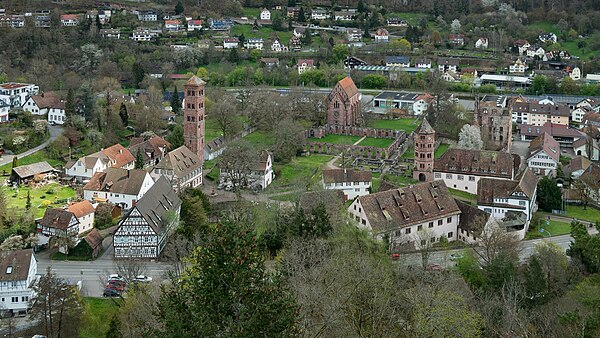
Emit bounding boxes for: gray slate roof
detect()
[133,176,182,233]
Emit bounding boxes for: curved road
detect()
[0,125,64,168]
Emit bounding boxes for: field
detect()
[307,134,362,145]
[1,183,76,218]
[243,130,275,150]
[357,137,394,148]
[80,297,121,338]
[435,143,450,159]
[270,154,332,190]
[526,219,572,239]
[385,12,429,26]
[372,172,418,192]
[367,118,419,133]
[204,118,223,142]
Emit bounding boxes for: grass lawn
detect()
[243,130,275,150]
[2,183,76,218]
[241,7,261,18]
[526,219,572,239]
[448,188,477,204]
[401,145,414,159]
[80,297,122,338]
[367,118,419,133]
[269,192,301,202]
[271,154,332,189]
[204,118,223,142]
[528,21,555,33]
[358,137,394,148]
[0,150,64,174]
[307,134,362,145]
[565,205,600,223]
[435,143,450,159]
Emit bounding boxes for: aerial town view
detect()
[1,0,600,336]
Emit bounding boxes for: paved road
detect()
[0,125,63,167]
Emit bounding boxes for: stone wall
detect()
[304,124,405,139]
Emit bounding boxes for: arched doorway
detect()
[577,150,582,155]
[418,173,426,182]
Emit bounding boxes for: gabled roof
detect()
[323,168,372,184]
[357,180,460,232]
[84,228,103,249]
[83,168,150,196]
[581,163,600,189]
[67,200,95,218]
[477,169,538,205]
[564,156,592,175]
[297,59,314,66]
[185,75,206,86]
[128,136,170,163]
[28,92,64,110]
[0,250,33,282]
[456,200,489,236]
[336,76,359,98]
[154,146,201,180]
[130,176,182,233]
[41,208,77,230]
[519,122,586,139]
[528,133,560,163]
[434,148,519,179]
[12,161,55,179]
[415,118,435,134]
[102,144,135,168]
[386,55,410,64]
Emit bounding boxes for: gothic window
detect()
[191,104,195,109]
[427,153,431,158]
[334,101,340,109]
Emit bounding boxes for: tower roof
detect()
[185,75,206,86]
[416,118,435,134]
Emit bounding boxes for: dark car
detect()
[103,288,120,297]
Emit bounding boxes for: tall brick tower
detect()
[183,75,206,165]
[413,118,435,182]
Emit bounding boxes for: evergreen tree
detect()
[95,14,101,30]
[357,0,367,13]
[309,202,332,238]
[288,0,296,6]
[298,7,306,22]
[65,88,76,121]
[273,15,283,31]
[166,124,184,148]
[302,29,312,44]
[175,1,184,15]
[135,149,144,169]
[537,176,562,212]
[119,102,128,126]
[170,86,181,114]
[11,156,18,169]
[25,191,31,210]
[132,63,145,89]
[523,255,548,307]
[228,47,239,63]
[238,33,246,46]
[105,314,121,338]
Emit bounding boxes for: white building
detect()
[164,19,181,31]
[83,168,155,209]
[539,32,557,44]
[415,59,432,69]
[131,29,160,41]
[475,38,488,49]
[374,28,389,42]
[113,177,181,259]
[334,10,354,21]
[67,200,95,235]
[372,92,435,115]
[243,38,264,50]
[271,39,287,52]
[0,83,39,108]
[60,14,79,26]
[0,99,9,123]
[65,144,135,182]
[187,19,202,31]
[346,29,363,42]
[433,148,519,194]
[223,37,240,49]
[570,67,581,81]
[218,151,274,191]
[0,250,37,315]
[322,168,372,200]
[297,59,315,75]
[348,181,462,250]
[138,10,158,22]
[526,133,560,177]
[477,169,538,240]
[571,106,593,124]
[37,208,80,253]
[509,58,528,74]
[437,58,459,72]
[311,9,330,20]
[151,146,202,192]
[260,8,271,20]
[99,29,121,39]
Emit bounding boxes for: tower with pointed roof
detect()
[327,76,361,126]
[183,76,206,166]
[413,118,435,182]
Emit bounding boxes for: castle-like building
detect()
[326,76,361,126]
[183,75,206,165]
[413,118,435,182]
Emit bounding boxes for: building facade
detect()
[0,250,37,315]
[82,168,155,209]
[151,145,202,191]
[322,168,372,200]
[527,133,560,176]
[475,95,513,151]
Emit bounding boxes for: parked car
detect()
[107,280,127,291]
[103,288,120,297]
[108,274,126,282]
[134,275,153,283]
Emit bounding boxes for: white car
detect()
[134,275,153,283]
[108,274,126,282]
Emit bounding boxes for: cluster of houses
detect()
[0,82,66,125]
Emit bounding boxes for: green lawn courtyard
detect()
[307,134,362,145]
[448,188,477,205]
[367,118,419,133]
[526,219,572,239]
[270,154,332,190]
[243,130,275,150]
[435,143,450,159]
[1,183,76,218]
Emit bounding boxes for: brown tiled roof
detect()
[528,133,560,163]
[517,168,539,198]
[186,75,206,86]
[30,92,63,110]
[528,102,570,117]
[581,163,600,189]
[477,169,538,206]
[322,168,371,184]
[357,180,460,232]
[0,250,33,282]
[573,137,588,148]
[128,136,170,163]
[565,156,592,174]
[337,76,359,98]
[456,200,489,235]
[102,144,135,169]
[520,122,586,138]
[41,208,77,230]
[434,148,518,179]
[12,161,55,179]
[415,118,434,134]
[67,200,95,218]
[83,168,149,196]
[154,145,201,180]
[84,228,103,249]
[378,180,399,192]
[583,112,600,124]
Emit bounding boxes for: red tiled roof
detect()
[60,14,79,20]
[528,133,560,163]
[102,144,135,169]
[67,200,95,218]
[336,76,358,98]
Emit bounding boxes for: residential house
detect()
[187,19,202,31]
[514,39,531,54]
[348,180,462,250]
[346,28,363,42]
[128,136,170,168]
[311,8,330,20]
[475,38,488,49]
[519,122,587,148]
[456,201,497,244]
[197,39,211,49]
[223,37,239,49]
[131,29,160,41]
[0,15,25,28]
[22,92,63,116]
[477,169,539,239]
[334,10,354,21]
[580,162,600,203]
[0,250,37,316]
[60,14,79,26]
[297,59,315,75]
[527,133,560,176]
[437,58,460,72]
[539,32,558,44]
[570,67,582,81]
[0,82,39,108]
[287,7,301,19]
[83,168,155,209]
[209,19,231,30]
[386,56,410,67]
[32,12,51,28]
[372,92,435,115]
[164,19,180,31]
[67,200,95,235]
[415,58,432,68]
[433,148,519,193]
[343,56,367,69]
[511,100,570,126]
[113,176,181,259]
[509,58,528,74]
[10,162,56,185]
[441,70,461,82]
[260,57,280,68]
[564,156,592,179]
[218,150,274,191]
[572,106,594,124]
[260,8,271,20]
[83,229,103,258]
[289,36,302,50]
[150,145,202,191]
[99,28,121,39]
[66,144,135,182]
[526,46,546,59]
[244,38,264,50]
[138,10,158,21]
[271,39,287,52]
[322,168,372,200]
[293,27,306,38]
[448,34,465,46]
[386,18,407,26]
[0,99,9,123]
[37,208,80,252]
[374,28,389,42]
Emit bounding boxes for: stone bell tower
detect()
[413,118,435,182]
[183,75,206,165]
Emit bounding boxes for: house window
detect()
[361,219,366,225]
[448,232,453,238]
[457,175,464,181]
[438,220,443,226]
[519,201,526,206]
[430,237,436,243]
[429,222,433,228]
[434,173,441,179]
[421,240,426,246]
[469,176,475,181]
[447,217,452,223]
[11,297,17,303]
[21,296,28,302]
[405,228,411,234]
[446,174,452,179]
[417,225,422,231]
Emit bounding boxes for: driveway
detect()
[0,125,64,167]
